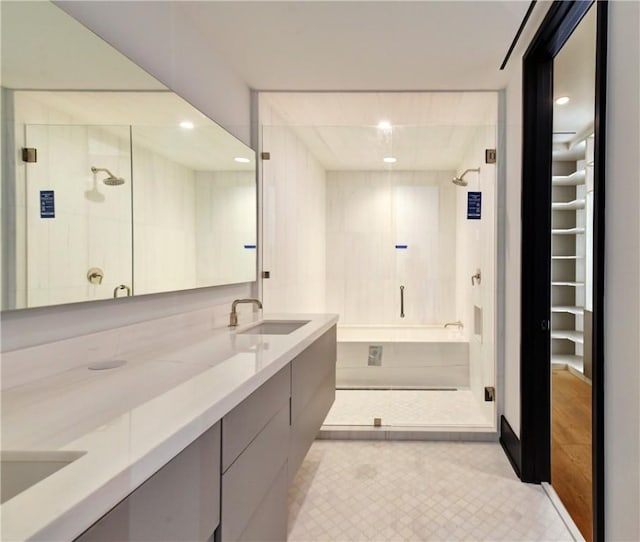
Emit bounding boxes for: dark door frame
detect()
[519,0,607,540]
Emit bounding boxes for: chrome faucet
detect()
[444,321,464,329]
[229,298,263,327]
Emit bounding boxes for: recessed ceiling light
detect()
[555,96,570,105]
[378,120,392,130]
[383,156,397,164]
[234,157,251,163]
[179,121,194,129]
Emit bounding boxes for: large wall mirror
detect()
[1,1,257,310]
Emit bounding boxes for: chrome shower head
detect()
[91,166,125,186]
[103,176,125,186]
[452,176,468,187]
[452,167,480,187]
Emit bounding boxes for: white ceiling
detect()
[262,92,497,127]
[262,91,497,170]
[272,124,488,170]
[20,92,255,171]
[180,1,533,91]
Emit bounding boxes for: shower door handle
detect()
[400,285,405,318]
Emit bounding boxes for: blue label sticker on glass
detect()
[467,191,481,220]
[40,190,55,218]
[243,244,257,249]
[395,244,408,249]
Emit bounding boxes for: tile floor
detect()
[323,390,492,427]
[288,441,573,541]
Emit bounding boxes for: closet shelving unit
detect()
[550,135,593,377]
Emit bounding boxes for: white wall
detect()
[455,126,497,424]
[260,103,327,314]
[1,4,255,351]
[502,3,553,437]
[503,62,524,436]
[326,170,456,325]
[603,2,640,539]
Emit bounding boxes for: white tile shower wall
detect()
[454,125,497,424]
[260,104,327,313]
[195,171,256,286]
[132,144,197,295]
[326,171,456,325]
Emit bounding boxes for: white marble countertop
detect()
[0,313,338,541]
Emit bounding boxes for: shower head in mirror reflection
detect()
[91,166,125,186]
[452,167,480,187]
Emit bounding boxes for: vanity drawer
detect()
[75,422,220,542]
[289,370,335,482]
[221,403,289,542]
[222,364,290,472]
[291,326,336,417]
[236,463,288,542]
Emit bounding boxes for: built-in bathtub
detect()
[337,324,469,389]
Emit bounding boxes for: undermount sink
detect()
[239,320,310,335]
[1,450,86,504]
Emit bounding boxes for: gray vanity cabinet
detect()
[289,326,337,482]
[75,422,221,542]
[73,326,336,542]
[220,365,291,542]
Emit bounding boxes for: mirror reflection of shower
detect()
[452,167,480,186]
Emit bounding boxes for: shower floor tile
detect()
[323,389,492,427]
[288,441,573,542]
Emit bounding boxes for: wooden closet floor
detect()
[551,367,592,542]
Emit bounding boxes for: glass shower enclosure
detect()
[260,116,498,431]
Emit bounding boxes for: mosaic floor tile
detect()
[288,441,572,541]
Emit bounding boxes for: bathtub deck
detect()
[323,389,493,428]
